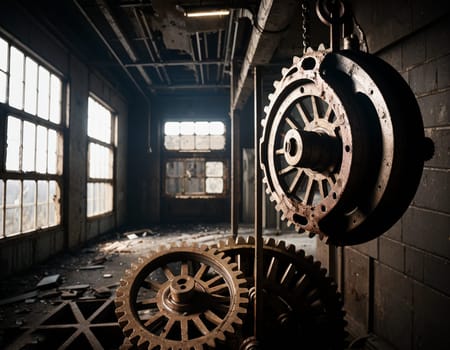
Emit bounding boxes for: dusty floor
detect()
[0,223,317,349]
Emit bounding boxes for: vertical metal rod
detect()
[253,65,263,342]
[231,62,239,239]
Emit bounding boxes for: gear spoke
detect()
[193,316,210,335]
[296,101,310,126]
[286,116,300,130]
[162,264,175,280]
[142,279,162,291]
[194,263,208,279]
[311,95,319,120]
[136,297,158,310]
[278,165,295,176]
[288,168,304,194]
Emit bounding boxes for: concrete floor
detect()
[0,223,317,349]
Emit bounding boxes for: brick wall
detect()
[316,1,450,349]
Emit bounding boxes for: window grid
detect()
[164,121,226,151]
[0,37,63,239]
[87,96,115,218]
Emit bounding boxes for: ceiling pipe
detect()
[195,32,205,84]
[96,0,152,85]
[136,8,172,85]
[232,0,297,111]
[125,60,225,67]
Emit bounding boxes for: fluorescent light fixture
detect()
[185,9,230,18]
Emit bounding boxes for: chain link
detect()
[301,1,310,54]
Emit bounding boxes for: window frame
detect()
[162,118,229,199]
[86,94,116,219]
[0,35,65,239]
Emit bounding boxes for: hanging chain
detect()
[301,0,310,54]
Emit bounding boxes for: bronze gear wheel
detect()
[260,46,425,245]
[115,243,248,350]
[215,236,348,350]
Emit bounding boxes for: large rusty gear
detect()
[215,236,348,349]
[260,46,425,245]
[115,243,248,350]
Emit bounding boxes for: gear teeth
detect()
[269,194,275,202]
[306,46,314,53]
[286,220,292,227]
[263,105,269,114]
[273,80,280,88]
[260,118,266,128]
[236,236,246,244]
[266,237,276,247]
[277,240,287,250]
[293,55,301,64]
[287,244,296,253]
[281,67,288,75]
[268,93,274,101]
[309,231,316,238]
[318,43,326,51]
[247,236,255,245]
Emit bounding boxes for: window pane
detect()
[206,161,223,177]
[166,161,184,177]
[180,135,195,150]
[206,178,223,193]
[185,178,204,193]
[166,178,183,194]
[36,126,47,173]
[195,122,209,135]
[164,135,180,150]
[0,38,8,71]
[49,74,62,124]
[24,57,38,115]
[0,180,4,238]
[210,135,225,150]
[9,46,24,109]
[88,97,111,143]
[186,160,205,177]
[49,181,60,226]
[89,143,112,179]
[37,180,48,228]
[6,116,21,171]
[38,66,50,119]
[22,121,36,172]
[47,129,57,174]
[87,182,94,217]
[210,122,225,135]
[5,180,21,236]
[22,180,36,232]
[180,122,195,135]
[195,135,209,150]
[0,71,6,103]
[164,122,179,135]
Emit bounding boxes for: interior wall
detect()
[0,2,130,277]
[316,1,450,349]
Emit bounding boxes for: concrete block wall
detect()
[316,1,450,349]
[0,2,129,277]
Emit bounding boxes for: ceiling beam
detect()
[231,0,297,111]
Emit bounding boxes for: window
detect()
[87,96,115,217]
[165,159,225,196]
[164,121,225,151]
[0,38,63,238]
[163,120,227,198]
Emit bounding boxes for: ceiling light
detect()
[185,10,230,18]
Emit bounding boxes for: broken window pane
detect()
[36,126,47,173]
[49,74,62,124]
[206,178,223,193]
[22,121,36,172]
[49,181,59,226]
[22,180,36,232]
[9,46,24,109]
[37,66,50,119]
[24,57,38,115]
[5,180,21,236]
[37,180,48,228]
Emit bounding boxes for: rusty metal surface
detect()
[260,47,425,245]
[115,244,248,349]
[215,236,348,349]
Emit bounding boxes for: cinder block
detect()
[374,262,413,350]
[384,218,402,241]
[379,237,405,272]
[378,44,402,72]
[343,248,370,332]
[424,128,450,168]
[405,246,424,281]
[437,54,450,90]
[412,169,450,213]
[403,207,450,258]
[402,30,426,70]
[352,239,379,259]
[423,254,450,294]
[418,89,450,127]
[408,60,438,96]
[413,281,450,349]
[425,16,450,60]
